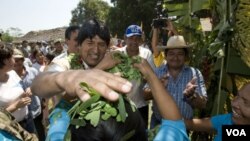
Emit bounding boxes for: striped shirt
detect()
[153,64,207,120]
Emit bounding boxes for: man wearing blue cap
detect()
[116,24,155,128]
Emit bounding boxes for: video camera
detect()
[152,0,168,28]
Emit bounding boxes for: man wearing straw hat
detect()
[148,21,207,129]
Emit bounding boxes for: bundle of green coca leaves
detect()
[64,52,142,140]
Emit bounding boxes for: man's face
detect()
[66,30,79,53]
[80,35,108,68]
[54,42,63,52]
[165,48,186,69]
[231,83,250,124]
[125,35,141,49]
[14,57,24,69]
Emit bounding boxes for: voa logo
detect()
[226,129,246,136]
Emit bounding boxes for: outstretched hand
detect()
[62,69,132,102]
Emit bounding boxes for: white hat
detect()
[165,35,192,49]
[13,49,24,58]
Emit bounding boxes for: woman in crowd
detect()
[0,47,37,140]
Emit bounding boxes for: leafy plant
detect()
[64,52,142,140]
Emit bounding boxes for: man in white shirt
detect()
[116,24,155,128]
[52,25,80,61]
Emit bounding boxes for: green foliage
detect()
[107,0,157,39]
[65,53,143,141]
[148,125,160,141]
[70,0,110,25]
[108,52,142,82]
[67,53,82,69]
[1,32,14,42]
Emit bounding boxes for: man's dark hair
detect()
[65,25,80,40]
[77,19,111,46]
[0,47,13,69]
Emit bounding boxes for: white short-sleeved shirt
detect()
[115,46,155,108]
[0,70,28,122]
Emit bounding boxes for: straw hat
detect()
[13,49,24,58]
[165,35,192,49]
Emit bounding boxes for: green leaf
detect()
[208,40,224,56]
[129,100,136,112]
[80,82,100,96]
[68,100,81,116]
[76,94,100,113]
[101,113,111,120]
[107,107,117,117]
[64,129,71,141]
[89,101,106,112]
[116,114,122,122]
[121,129,136,141]
[70,119,86,127]
[85,110,101,127]
[117,95,127,122]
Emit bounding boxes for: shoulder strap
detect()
[190,67,202,94]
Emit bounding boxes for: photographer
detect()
[146,19,207,129]
[152,20,178,67]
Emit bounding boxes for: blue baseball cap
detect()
[125,25,142,37]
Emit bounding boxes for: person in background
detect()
[13,49,45,141]
[147,21,207,129]
[51,39,64,57]
[53,25,80,61]
[32,49,46,73]
[40,41,48,55]
[116,39,122,48]
[0,47,32,134]
[135,59,189,141]
[116,24,155,128]
[20,40,31,58]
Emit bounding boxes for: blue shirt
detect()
[46,99,73,141]
[153,65,207,120]
[154,119,189,141]
[211,113,233,141]
[20,66,42,119]
[20,66,38,90]
[0,130,20,141]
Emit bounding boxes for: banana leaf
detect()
[226,47,250,75]
[211,89,229,116]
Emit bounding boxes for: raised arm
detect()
[151,28,161,57]
[31,69,132,102]
[134,59,181,120]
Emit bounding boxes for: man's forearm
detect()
[31,72,65,98]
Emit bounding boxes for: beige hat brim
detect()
[166,45,192,49]
[157,44,193,50]
[13,55,24,58]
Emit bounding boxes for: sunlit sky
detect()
[0,0,112,34]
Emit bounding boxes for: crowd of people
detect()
[0,18,249,141]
